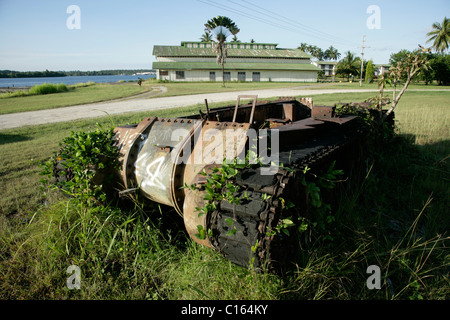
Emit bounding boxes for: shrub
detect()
[29,83,68,95]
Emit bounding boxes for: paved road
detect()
[0,87,447,130]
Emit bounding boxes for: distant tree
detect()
[231,35,240,42]
[298,42,309,52]
[200,31,212,42]
[429,53,450,85]
[298,43,339,61]
[204,16,240,86]
[390,49,437,84]
[250,39,255,43]
[312,47,325,61]
[205,16,240,36]
[378,46,429,118]
[301,44,324,60]
[365,60,374,83]
[426,17,450,53]
[336,51,360,81]
[324,46,341,61]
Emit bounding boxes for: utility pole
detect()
[359,35,370,87]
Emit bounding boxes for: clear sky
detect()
[0,0,448,71]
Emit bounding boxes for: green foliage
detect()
[204,16,240,36]
[335,51,360,81]
[40,123,120,207]
[429,54,450,85]
[300,162,344,239]
[0,69,65,78]
[189,158,245,239]
[29,83,68,95]
[365,60,375,83]
[426,16,449,54]
[0,83,69,98]
[390,49,450,85]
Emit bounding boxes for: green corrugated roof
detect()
[152,61,320,71]
[153,45,311,59]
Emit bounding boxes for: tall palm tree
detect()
[204,16,240,86]
[298,42,309,52]
[427,17,450,53]
[200,31,212,42]
[305,45,324,60]
[336,51,360,81]
[205,16,240,36]
[324,46,341,61]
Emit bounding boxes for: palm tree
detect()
[200,31,212,42]
[204,16,240,86]
[427,17,450,53]
[304,45,324,60]
[324,46,341,61]
[298,42,309,52]
[336,51,360,81]
[204,16,240,35]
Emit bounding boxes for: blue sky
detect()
[0,0,448,71]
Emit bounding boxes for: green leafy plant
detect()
[266,218,295,237]
[40,123,120,207]
[300,162,345,239]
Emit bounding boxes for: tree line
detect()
[334,16,449,84]
[0,70,66,78]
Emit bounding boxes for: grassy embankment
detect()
[0,87,448,299]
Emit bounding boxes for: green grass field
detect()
[1,79,448,116]
[0,88,448,300]
[0,82,151,115]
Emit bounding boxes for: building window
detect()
[238,72,246,81]
[187,43,192,48]
[210,72,216,82]
[252,72,260,82]
[223,72,231,82]
[176,71,185,80]
[159,70,168,76]
[245,44,251,49]
[199,43,205,48]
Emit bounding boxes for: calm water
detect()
[0,74,155,88]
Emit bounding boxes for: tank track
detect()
[207,121,366,271]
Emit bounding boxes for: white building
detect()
[312,61,338,77]
[152,41,320,82]
[374,64,391,76]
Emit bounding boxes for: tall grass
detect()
[29,83,68,95]
[0,83,68,99]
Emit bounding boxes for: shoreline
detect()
[0,86,31,92]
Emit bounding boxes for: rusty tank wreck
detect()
[107,95,387,270]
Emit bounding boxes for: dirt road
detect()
[0,86,388,130]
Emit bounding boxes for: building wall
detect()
[158,69,317,82]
